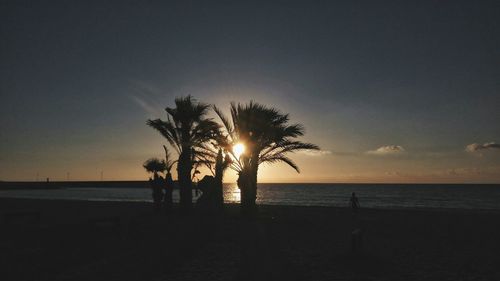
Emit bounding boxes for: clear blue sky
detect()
[1,0,499,182]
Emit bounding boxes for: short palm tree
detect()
[143,158,167,175]
[214,102,319,215]
[147,96,219,211]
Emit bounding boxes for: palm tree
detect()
[143,157,166,212]
[214,102,319,215]
[143,158,167,175]
[147,96,219,211]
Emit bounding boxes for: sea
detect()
[1,183,499,210]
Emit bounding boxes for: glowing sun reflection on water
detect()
[224,184,241,204]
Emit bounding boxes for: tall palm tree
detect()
[214,102,319,215]
[147,96,219,211]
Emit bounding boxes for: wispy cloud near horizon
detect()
[130,95,162,117]
[129,80,164,117]
[465,142,500,153]
[367,145,405,155]
[299,149,332,156]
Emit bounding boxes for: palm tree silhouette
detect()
[214,102,319,215]
[142,158,167,175]
[147,96,219,211]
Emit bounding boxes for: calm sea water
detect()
[1,183,499,210]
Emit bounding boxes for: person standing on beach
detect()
[151,172,164,213]
[350,192,360,212]
[163,172,174,212]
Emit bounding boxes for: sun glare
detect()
[233,143,245,159]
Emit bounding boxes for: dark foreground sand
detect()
[1,198,499,281]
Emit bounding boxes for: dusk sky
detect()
[1,0,499,183]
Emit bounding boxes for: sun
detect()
[233,143,245,159]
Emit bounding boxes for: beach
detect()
[1,198,499,281]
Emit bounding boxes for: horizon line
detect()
[1,180,499,185]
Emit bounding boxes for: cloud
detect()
[299,150,332,156]
[445,167,482,176]
[367,145,405,155]
[128,80,164,117]
[444,166,500,177]
[130,95,161,117]
[465,142,500,153]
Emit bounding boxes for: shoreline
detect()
[1,196,500,215]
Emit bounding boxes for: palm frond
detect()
[143,158,167,173]
[213,105,234,136]
[220,101,320,175]
[147,119,181,154]
[163,145,178,173]
[260,155,300,173]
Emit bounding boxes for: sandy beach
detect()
[1,198,499,281]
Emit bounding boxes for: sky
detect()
[1,0,499,183]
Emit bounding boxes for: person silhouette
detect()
[350,192,360,213]
[163,172,174,212]
[151,172,164,213]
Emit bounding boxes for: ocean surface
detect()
[1,183,499,210]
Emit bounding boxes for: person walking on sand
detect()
[350,192,360,213]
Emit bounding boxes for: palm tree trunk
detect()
[214,172,224,209]
[164,173,174,213]
[214,150,224,210]
[178,149,192,211]
[238,167,258,216]
[248,164,258,213]
[237,171,249,215]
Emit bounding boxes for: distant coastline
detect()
[0,181,150,190]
